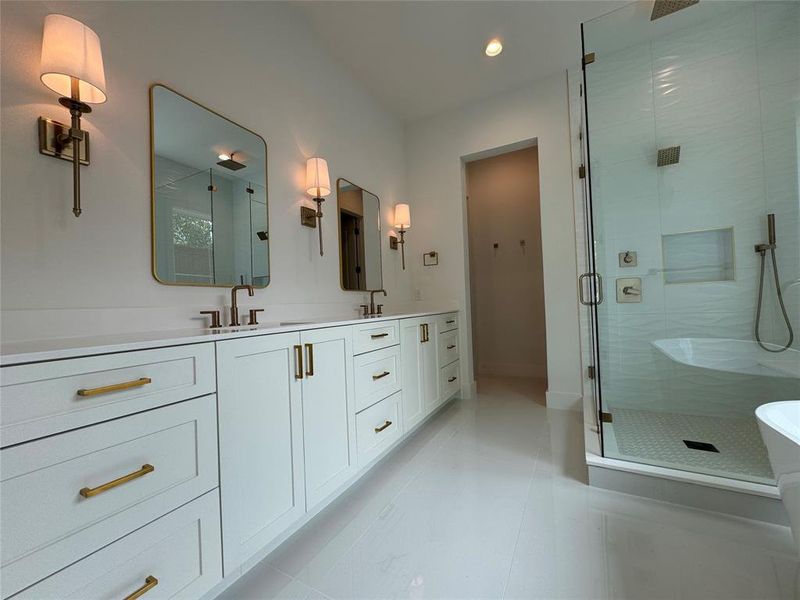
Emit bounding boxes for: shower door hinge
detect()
[578,164,586,179]
[587,365,595,380]
[600,411,613,423]
[583,52,596,67]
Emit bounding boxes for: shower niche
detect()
[661,228,735,284]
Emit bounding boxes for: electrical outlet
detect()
[414,289,423,301]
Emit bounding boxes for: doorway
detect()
[465,144,547,388]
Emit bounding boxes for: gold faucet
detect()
[230,284,254,326]
[368,289,387,316]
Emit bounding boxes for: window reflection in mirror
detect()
[150,84,269,287]
[337,179,383,291]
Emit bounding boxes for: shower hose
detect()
[754,246,794,352]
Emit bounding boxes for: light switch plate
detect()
[616,277,642,303]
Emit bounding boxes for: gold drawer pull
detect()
[124,575,158,600]
[77,377,152,397]
[447,344,456,350]
[448,376,457,383]
[374,420,392,433]
[79,464,154,498]
[372,371,391,381]
[294,345,304,380]
[370,332,389,339]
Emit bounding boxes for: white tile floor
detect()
[218,377,800,600]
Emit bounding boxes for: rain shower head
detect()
[217,152,247,171]
[657,146,681,167]
[650,0,699,21]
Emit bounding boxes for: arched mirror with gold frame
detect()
[337,178,383,291]
[150,84,270,287]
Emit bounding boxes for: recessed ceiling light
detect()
[485,39,503,57]
[218,153,231,161]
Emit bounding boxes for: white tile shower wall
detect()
[585,3,800,418]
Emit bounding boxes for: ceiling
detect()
[295,0,630,122]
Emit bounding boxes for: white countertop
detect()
[0,310,457,366]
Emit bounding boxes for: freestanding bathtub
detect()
[756,401,800,550]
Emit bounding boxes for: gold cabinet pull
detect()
[305,343,314,377]
[423,324,430,342]
[77,377,152,397]
[294,345,304,380]
[372,371,390,381]
[374,420,392,433]
[370,332,389,339]
[79,464,154,498]
[447,344,456,350]
[448,376,457,383]
[123,575,158,600]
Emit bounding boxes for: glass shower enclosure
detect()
[580,0,799,485]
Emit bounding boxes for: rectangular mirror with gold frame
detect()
[337,178,383,291]
[150,84,269,287]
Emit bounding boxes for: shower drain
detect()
[683,440,720,453]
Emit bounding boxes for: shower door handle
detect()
[579,273,603,306]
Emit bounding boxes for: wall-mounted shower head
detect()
[650,0,699,21]
[657,146,680,167]
[217,151,247,171]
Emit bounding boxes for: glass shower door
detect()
[581,0,799,485]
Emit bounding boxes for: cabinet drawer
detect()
[438,329,459,368]
[13,491,222,600]
[354,345,401,412]
[352,320,399,355]
[0,395,218,598]
[1,343,216,447]
[440,361,460,399]
[356,391,402,466]
[434,312,459,334]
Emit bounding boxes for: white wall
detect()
[465,145,547,379]
[405,73,583,409]
[0,1,411,341]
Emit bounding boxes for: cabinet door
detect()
[216,332,305,575]
[400,318,426,430]
[421,320,441,412]
[300,327,357,510]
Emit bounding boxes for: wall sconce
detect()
[38,14,107,217]
[302,157,331,256]
[394,203,411,270]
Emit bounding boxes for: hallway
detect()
[220,378,799,600]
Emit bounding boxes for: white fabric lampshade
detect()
[394,203,411,229]
[40,14,107,104]
[306,157,331,198]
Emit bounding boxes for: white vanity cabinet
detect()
[216,326,356,575]
[299,327,357,510]
[0,343,221,600]
[216,332,306,576]
[400,317,440,430]
[0,310,461,600]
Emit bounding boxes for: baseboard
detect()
[546,389,582,411]
[461,379,477,399]
[477,363,547,378]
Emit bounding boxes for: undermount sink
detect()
[756,401,800,550]
[279,321,313,326]
[652,338,800,379]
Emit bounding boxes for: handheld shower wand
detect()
[768,213,777,246]
[754,213,794,352]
